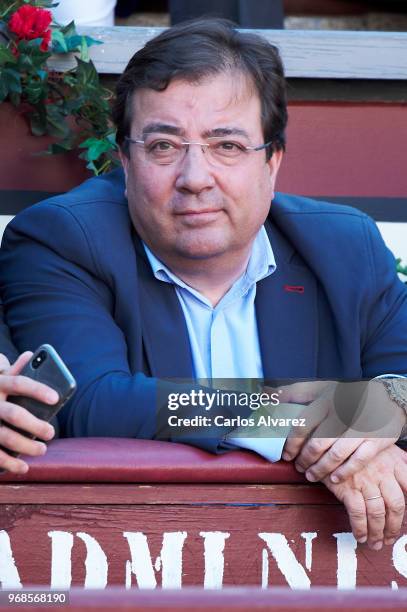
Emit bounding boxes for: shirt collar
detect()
[143,225,276,296]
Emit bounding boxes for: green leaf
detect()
[29,111,47,136]
[106,131,117,147]
[9,91,21,106]
[60,35,102,53]
[36,69,48,81]
[80,35,89,62]
[396,259,407,276]
[45,104,70,138]
[17,39,51,68]
[2,67,21,93]
[32,1,59,8]
[18,53,33,71]
[0,45,16,66]
[85,159,98,173]
[0,76,8,103]
[83,35,102,49]
[46,140,75,155]
[25,78,46,104]
[18,38,44,50]
[51,30,68,54]
[61,21,77,38]
[79,137,115,161]
[75,58,99,90]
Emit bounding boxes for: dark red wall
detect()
[280,102,407,197]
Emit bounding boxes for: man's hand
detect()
[280,380,406,484]
[322,444,407,549]
[0,352,58,474]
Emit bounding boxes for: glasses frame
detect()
[124,136,274,165]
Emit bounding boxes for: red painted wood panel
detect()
[0,483,337,505]
[1,503,406,588]
[280,103,407,197]
[0,440,406,590]
[0,104,89,193]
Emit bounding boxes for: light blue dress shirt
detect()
[144,227,287,461]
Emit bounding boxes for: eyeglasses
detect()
[124,135,273,166]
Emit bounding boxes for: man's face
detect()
[121,70,282,269]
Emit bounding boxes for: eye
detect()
[213,140,246,156]
[147,140,177,153]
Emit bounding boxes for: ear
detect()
[119,149,129,198]
[266,149,283,199]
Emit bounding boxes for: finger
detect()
[0,449,29,475]
[0,374,58,405]
[0,400,55,441]
[304,438,362,484]
[381,478,405,545]
[330,439,394,483]
[394,453,407,492]
[0,354,10,372]
[296,437,336,478]
[7,352,33,376]
[342,489,368,544]
[278,381,334,404]
[0,423,47,457]
[362,486,386,550]
[283,396,331,462]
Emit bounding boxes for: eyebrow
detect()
[142,123,185,137]
[203,127,250,139]
[141,123,250,139]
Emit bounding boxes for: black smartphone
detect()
[0,344,77,460]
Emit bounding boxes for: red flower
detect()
[40,28,51,52]
[9,5,52,51]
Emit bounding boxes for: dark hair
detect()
[112,18,287,159]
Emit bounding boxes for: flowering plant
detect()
[0,0,118,174]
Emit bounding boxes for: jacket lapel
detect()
[133,232,194,378]
[256,221,318,380]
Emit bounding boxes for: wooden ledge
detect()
[48,27,407,79]
[0,438,306,484]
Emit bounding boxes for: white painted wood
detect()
[0,216,13,241]
[377,222,407,265]
[48,27,407,79]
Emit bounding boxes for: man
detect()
[0,309,57,473]
[1,19,407,547]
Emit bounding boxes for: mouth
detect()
[176,208,221,215]
[175,209,223,225]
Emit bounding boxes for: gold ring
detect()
[365,494,382,501]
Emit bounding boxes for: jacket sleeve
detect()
[0,202,160,440]
[0,201,228,452]
[0,303,18,364]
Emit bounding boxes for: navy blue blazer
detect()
[1,169,406,444]
[0,305,18,363]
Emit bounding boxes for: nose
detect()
[174,144,216,194]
